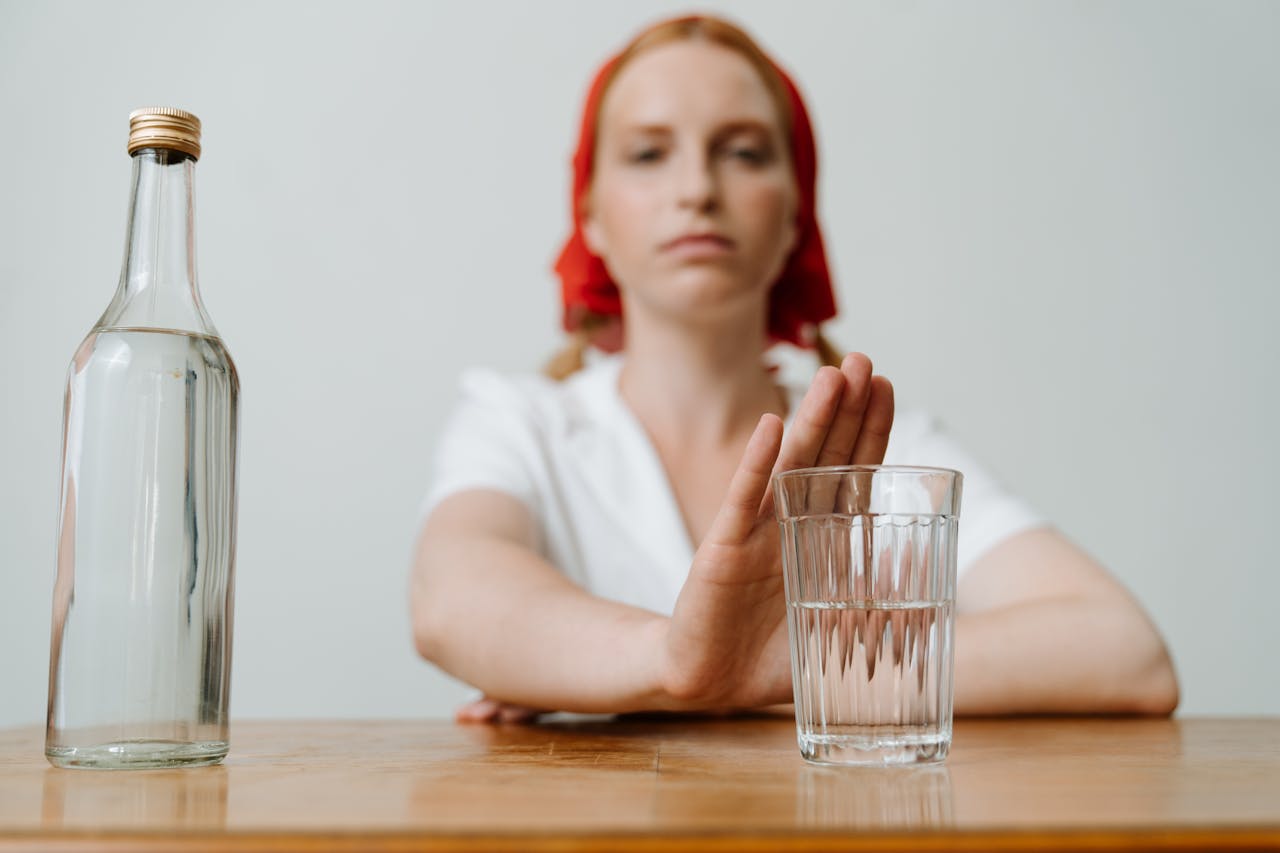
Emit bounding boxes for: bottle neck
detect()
[98,148,217,336]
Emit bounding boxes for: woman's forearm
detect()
[413,533,680,714]
[953,597,1179,716]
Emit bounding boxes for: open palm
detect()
[663,353,894,710]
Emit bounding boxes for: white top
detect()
[422,356,1045,616]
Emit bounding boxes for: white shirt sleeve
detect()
[886,411,1048,577]
[419,368,547,521]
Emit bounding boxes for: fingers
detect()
[777,353,893,471]
[772,366,844,475]
[455,698,500,723]
[455,697,541,725]
[497,705,541,724]
[705,413,784,546]
[813,353,873,468]
[700,356,892,549]
[851,375,894,465]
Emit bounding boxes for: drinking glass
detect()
[774,465,962,766]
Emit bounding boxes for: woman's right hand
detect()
[661,353,894,711]
[455,695,544,724]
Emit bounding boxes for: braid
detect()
[543,311,617,381]
[543,329,592,381]
[813,327,844,368]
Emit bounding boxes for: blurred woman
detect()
[410,15,1178,722]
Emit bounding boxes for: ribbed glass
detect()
[774,466,962,766]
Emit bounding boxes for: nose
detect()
[675,148,719,213]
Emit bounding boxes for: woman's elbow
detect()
[409,553,452,665]
[1115,613,1180,715]
[1130,643,1180,716]
[411,601,447,664]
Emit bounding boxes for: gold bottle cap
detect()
[127,107,202,159]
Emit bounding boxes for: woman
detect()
[411,15,1178,722]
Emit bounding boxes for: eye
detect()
[717,136,775,166]
[729,145,768,164]
[628,146,665,164]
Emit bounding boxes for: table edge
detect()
[2,826,1279,853]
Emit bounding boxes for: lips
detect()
[661,232,736,257]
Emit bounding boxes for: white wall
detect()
[2,0,1276,726]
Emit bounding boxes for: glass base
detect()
[46,739,228,770]
[799,732,949,766]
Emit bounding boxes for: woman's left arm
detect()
[954,527,1179,715]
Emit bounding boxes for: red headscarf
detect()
[552,23,837,350]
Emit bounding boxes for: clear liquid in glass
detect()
[46,327,238,769]
[789,600,954,766]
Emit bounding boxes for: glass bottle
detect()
[46,107,239,769]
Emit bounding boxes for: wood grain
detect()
[2,716,1278,851]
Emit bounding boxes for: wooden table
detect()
[1,716,1278,851]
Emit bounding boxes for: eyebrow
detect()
[617,124,674,138]
[616,120,777,137]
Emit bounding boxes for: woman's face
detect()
[583,40,798,329]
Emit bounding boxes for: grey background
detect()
[2,0,1277,726]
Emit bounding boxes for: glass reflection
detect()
[41,766,227,830]
[797,764,953,829]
